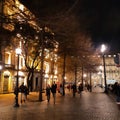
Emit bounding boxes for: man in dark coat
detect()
[51,81,57,104]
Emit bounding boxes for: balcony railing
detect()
[4,64,15,69]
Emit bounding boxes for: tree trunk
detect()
[74,64,77,85]
[62,52,66,96]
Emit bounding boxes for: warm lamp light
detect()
[16,48,21,55]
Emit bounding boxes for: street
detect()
[0,87,120,120]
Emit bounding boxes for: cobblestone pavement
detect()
[0,87,120,120]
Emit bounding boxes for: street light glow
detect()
[99,65,103,70]
[83,74,87,78]
[19,4,24,11]
[0,65,2,70]
[16,48,21,55]
[101,44,106,53]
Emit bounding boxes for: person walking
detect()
[72,83,77,97]
[46,84,51,103]
[19,82,26,104]
[24,85,29,101]
[51,81,57,104]
[78,83,83,97]
[59,84,63,95]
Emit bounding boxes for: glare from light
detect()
[83,74,87,78]
[0,65,2,70]
[16,48,22,55]
[19,5,24,11]
[101,44,106,53]
[99,65,102,70]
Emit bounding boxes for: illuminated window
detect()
[5,52,11,64]
[19,57,25,69]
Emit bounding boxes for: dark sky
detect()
[77,0,120,53]
[20,0,120,52]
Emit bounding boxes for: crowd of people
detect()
[13,80,120,106]
[45,82,93,103]
[14,81,92,105]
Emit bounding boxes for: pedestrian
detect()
[114,83,120,109]
[72,83,77,97]
[115,83,120,102]
[19,82,26,103]
[60,84,63,95]
[46,84,51,103]
[78,83,83,97]
[87,84,91,92]
[67,84,71,92]
[51,81,57,104]
[24,85,29,100]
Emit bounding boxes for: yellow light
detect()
[4,70,10,76]
[83,74,87,78]
[18,71,24,76]
[0,65,3,70]
[15,1,24,11]
[19,4,24,11]
[45,74,49,78]
[16,48,22,55]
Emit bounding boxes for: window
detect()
[5,52,11,64]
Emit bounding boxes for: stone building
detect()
[86,54,120,87]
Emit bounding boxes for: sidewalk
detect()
[0,90,120,120]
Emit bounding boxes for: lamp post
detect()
[99,66,103,87]
[101,44,108,93]
[14,48,21,107]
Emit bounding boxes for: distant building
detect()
[91,54,120,87]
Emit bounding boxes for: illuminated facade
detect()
[0,46,59,93]
[0,0,59,93]
[0,0,39,31]
[84,54,120,87]
[0,47,26,93]
[62,54,120,88]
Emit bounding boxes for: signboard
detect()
[107,79,116,84]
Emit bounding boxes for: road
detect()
[0,87,120,120]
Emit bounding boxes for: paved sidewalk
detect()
[92,86,104,93]
[0,90,120,120]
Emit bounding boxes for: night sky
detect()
[20,0,120,52]
[77,0,120,53]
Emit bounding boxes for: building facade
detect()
[0,46,59,93]
[88,54,120,87]
[0,0,60,94]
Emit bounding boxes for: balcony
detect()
[4,64,15,69]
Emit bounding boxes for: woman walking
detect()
[46,84,51,103]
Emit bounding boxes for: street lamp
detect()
[100,44,108,93]
[0,65,2,70]
[14,48,21,107]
